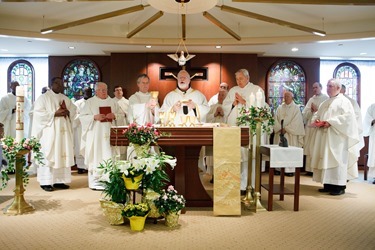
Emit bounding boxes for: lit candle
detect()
[249,93,255,107]
[256,89,263,107]
[15,86,24,142]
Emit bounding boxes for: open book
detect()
[99,106,112,122]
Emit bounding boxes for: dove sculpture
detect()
[168,51,195,66]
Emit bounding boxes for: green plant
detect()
[98,159,128,204]
[154,185,186,214]
[141,152,176,193]
[122,202,150,217]
[1,136,44,190]
[236,106,275,135]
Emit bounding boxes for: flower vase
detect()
[164,212,180,228]
[128,213,148,231]
[99,199,125,225]
[123,173,143,190]
[132,143,151,158]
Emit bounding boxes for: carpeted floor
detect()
[1,170,375,250]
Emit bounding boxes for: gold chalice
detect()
[158,111,165,126]
[150,91,159,100]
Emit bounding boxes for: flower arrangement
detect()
[122,122,162,146]
[1,136,44,190]
[122,202,150,217]
[154,185,186,215]
[98,153,176,198]
[237,106,275,135]
[98,159,128,204]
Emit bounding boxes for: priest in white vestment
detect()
[340,84,364,151]
[310,78,360,196]
[112,85,129,159]
[0,81,32,138]
[273,91,305,175]
[222,69,266,194]
[79,82,119,190]
[302,82,329,174]
[207,82,229,106]
[73,87,93,174]
[363,103,375,184]
[128,74,159,125]
[31,77,77,192]
[160,70,209,125]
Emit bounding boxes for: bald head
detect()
[284,91,294,105]
[219,82,229,91]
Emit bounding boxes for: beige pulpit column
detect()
[213,127,241,216]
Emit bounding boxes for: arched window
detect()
[62,59,100,100]
[267,60,306,114]
[8,60,35,101]
[333,62,360,105]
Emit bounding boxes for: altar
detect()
[110,126,249,207]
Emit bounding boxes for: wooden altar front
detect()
[110,126,249,207]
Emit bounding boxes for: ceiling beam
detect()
[220,5,326,37]
[41,5,145,34]
[232,0,375,5]
[127,11,164,38]
[203,12,241,41]
[182,14,186,41]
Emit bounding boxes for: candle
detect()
[256,89,263,107]
[15,86,24,142]
[16,85,24,97]
[249,93,255,107]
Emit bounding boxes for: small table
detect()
[259,145,303,211]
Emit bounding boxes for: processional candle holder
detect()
[4,149,35,215]
[251,120,267,212]
[242,118,266,212]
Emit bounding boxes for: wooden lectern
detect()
[110,126,249,207]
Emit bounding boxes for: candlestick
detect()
[16,86,24,142]
[249,93,255,107]
[256,89,263,107]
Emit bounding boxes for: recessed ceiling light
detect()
[215,45,222,49]
[145,45,152,48]
[69,46,75,49]
[291,48,299,52]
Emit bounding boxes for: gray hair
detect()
[235,69,250,79]
[95,82,107,91]
[328,78,341,89]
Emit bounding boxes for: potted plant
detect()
[98,159,129,225]
[237,106,275,135]
[154,185,186,227]
[122,122,169,157]
[122,202,150,231]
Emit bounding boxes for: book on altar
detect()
[99,106,112,122]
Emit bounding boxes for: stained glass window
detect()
[8,60,35,101]
[333,63,360,104]
[62,59,100,101]
[267,60,306,114]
